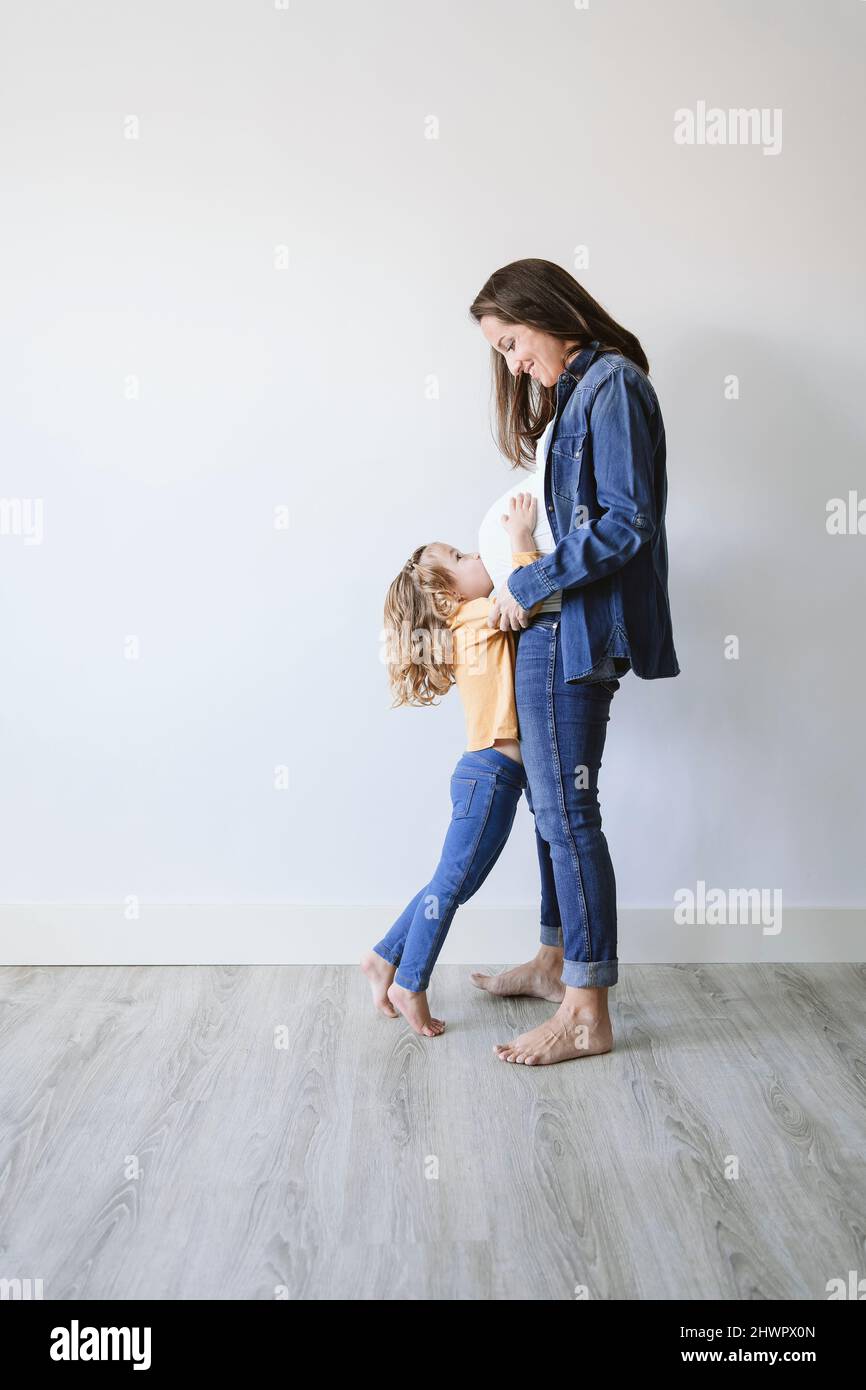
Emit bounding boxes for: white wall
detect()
[1,0,864,959]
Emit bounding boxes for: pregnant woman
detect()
[468,258,680,1065]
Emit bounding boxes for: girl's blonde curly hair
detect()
[384,544,463,707]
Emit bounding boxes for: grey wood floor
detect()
[0,962,863,1300]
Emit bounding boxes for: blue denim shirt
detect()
[506,341,680,682]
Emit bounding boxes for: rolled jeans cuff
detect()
[372,944,400,967]
[539,920,563,948]
[561,957,618,988]
[394,966,429,992]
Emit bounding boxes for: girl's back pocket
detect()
[449,776,477,818]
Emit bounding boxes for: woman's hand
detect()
[500,491,537,545]
[488,590,530,631]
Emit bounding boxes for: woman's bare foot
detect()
[494,986,613,1065]
[387,981,445,1038]
[360,950,399,1018]
[470,945,565,1003]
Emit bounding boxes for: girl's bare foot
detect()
[470,945,565,1003]
[387,981,445,1037]
[360,950,399,1018]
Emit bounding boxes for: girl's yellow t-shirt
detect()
[445,551,541,752]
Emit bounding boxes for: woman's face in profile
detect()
[478,314,575,389]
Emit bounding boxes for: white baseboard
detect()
[0,903,863,966]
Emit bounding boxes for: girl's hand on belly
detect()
[488,591,530,632]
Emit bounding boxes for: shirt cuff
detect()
[507,557,557,609]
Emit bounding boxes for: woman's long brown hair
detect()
[469,258,649,469]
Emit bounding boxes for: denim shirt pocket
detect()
[550,432,586,501]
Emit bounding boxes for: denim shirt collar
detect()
[562,339,601,385]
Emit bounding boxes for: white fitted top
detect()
[477,417,562,614]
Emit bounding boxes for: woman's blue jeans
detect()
[515,612,620,989]
[373,747,526,991]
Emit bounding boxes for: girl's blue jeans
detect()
[515,612,620,989]
[373,746,526,991]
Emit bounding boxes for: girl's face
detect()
[478,313,577,389]
[423,544,492,602]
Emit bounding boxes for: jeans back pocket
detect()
[449,776,477,818]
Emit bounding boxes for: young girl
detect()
[361,493,541,1037]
